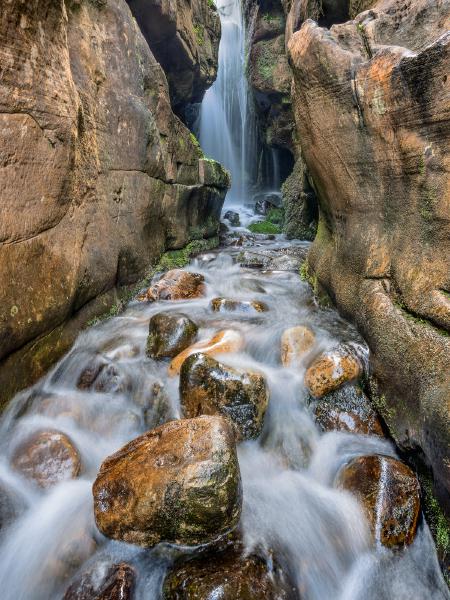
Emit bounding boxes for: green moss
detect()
[266,207,284,225]
[248,221,281,234]
[421,475,450,565]
[189,132,204,157]
[207,0,215,7]
[256,43,276,83]
[194,24,205,46]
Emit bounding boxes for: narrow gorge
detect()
[0,0,448,598]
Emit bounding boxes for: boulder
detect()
[254,193,283,216]
[12,430,81,488]
[336,455,421,548]
[139,270,206,302]
[210,298,268,314]
[179,353,268,440]
[93,416,242,547]
[281,325,315,367]
[313,385,384,436]
[63,562,136,600]
[168,330,244,376]
[288,0,450,501]
[163,544,295,599]
[146,312,198,360]
[304,347,362,398]
[223,211,240,227]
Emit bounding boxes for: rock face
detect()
[63,562,136,600]
[146,312,198,360]
[139,270,206,302]
[163,544,295,599]
[179,353,268,440]
[93,416,242,547]
[0,0,228,410]
[12,430,81,488]
[336,455,421,548]
[127,0,221,117]
[288,0,450,501]
[304,347,362,398]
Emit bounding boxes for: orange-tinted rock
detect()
[12,430,81,488]
[304,348,362,398]
[314,385,384,436]
[163,544,296,599]
[63,562,136,600]
[179,353,268,440]
[336,455,420,548]
[168,329,244,376]
[281,325,315,367]
[210,297,268,314]
[139,270,205,302]
[146,312,198,360]
[93,416,241,547]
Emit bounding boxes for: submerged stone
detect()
[138,270,205,302]
[146,312,198,360]
[63,561,136,600]
[179,353,268,440]
[304,347,362,398]
[281,325,315,367]
[314,385,384,436]
[93,416,241,547]
[168,329,244,376]
[336,455,421,548]
[12,430,81,488]
[223,210,240,227]
[210,297,268,314]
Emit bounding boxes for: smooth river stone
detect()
[138,269,205,302]
[168,329,244,376]
[281,325,315,367]
[304,347,362,398]
[336,455,421,548]
[179,353,268,440]
[93,416,242,547]
[146,312,198,360]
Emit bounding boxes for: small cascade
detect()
[199,0,259,205]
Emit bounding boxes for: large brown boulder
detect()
[288,0,450,500]
[93,416,242,547]
[336,455,421,548]
[127,0,221,116]
[0,0,228,410]
[179,353,269,440]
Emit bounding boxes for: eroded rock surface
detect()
[288,0,450,499]
[93,416,242,547]
[179,353,268,440]
[336,455,421,548]
[0,0,228,409]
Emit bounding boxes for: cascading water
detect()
[199,0,259,205]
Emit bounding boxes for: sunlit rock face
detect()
[288,0,450,501]
[0,0,228,407]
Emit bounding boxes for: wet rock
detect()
[48,527,97,584]
[254,193,283,216]
[314,385,384,436]
[223,210,240,227]
[163,544,296,599]
[304,347,362,398]
[179,353,268,440]
[77,355,108,390]
[93,416,241,547]
[12,430,81,488]
[139,270,205,302]
[143,381,173,428]
[63,561,136,600]
[336,455,421,548]
[146,312,198,360]
[210,297,268,315]
[0,480,24,533]
[168,329,244,376]
[94,364,132,395]
[281,326,315,367]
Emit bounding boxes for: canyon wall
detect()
[288,0,450,513]
[0,0,228,407]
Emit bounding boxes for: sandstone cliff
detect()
[288,0,450,515]
[0,0,228,407]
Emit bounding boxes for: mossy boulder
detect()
[179,353,268,440]
[336,455,421,548]
[93,416,242,547]
[146,312,198,360]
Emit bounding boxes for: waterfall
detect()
[199,0,258,206]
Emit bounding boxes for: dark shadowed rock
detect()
[179,353,268,440]
[12,430,81,488]
[93,416,242,547]
[163,543,297,599]
[63,561,136,600]
[336,455,421,548]
[314,385,384,436]
[146,312,198,360]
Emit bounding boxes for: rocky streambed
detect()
[0,219,447,599]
